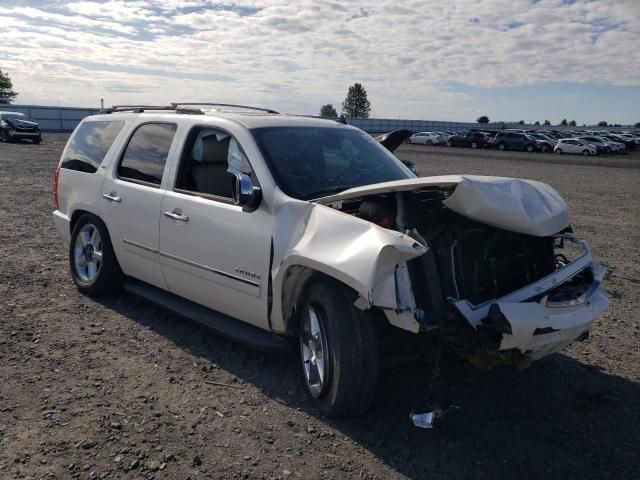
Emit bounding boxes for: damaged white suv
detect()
[53,104,609,417]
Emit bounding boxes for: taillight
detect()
[53,166,60,210]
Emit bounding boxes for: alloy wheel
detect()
[300,304,330,398]
[73,223,103,282]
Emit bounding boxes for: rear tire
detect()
[297,279,378,417]
[69,213,123,296]
[526,144,534,152]
[582,149,590,156]
[426,140,433,146]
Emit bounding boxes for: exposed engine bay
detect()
[324,180,604,368]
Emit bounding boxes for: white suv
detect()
[53,104,609,417]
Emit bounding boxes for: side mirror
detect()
[231,171,262,212]
[401,160,419,176]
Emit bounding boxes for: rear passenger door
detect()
[101,122,178,290]
[158,126,272,329]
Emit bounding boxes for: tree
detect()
[597,120,608,127]
[319,104,338,118]
[543,120,551,125]
[341,83,371,118]
[0,69,18,104]
[517,120,525,125]
[560,119,568,126]
[477,115,490,123]
[633,122,640,129]
[568,120,577,126]
[534,121,540,126]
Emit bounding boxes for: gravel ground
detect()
[1,133,639,480]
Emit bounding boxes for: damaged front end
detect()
[312,175,609,368]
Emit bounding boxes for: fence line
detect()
[0,104,100,131]
[0,104,634,133]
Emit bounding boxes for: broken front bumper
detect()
[452,237,609,361]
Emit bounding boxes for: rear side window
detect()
[61,121,124,173]
[117,123,176,186]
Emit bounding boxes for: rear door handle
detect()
[164,209,189,222]
[103,192,121,202]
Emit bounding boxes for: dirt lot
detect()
[1,134,639,479]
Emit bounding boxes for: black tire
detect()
[33,137,41,144]
[446,140,452,147]
[498,142,505,150]
[69,213,123,295]
[582,149,590,156]
[556,148,563,154]
[471,141,477,149]
[0,130,9,142]
[526,144,534,152]
[297,279,378,417]
[426,140,433,146]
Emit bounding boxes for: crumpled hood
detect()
[443,176,568,236]
[316,175,569,237]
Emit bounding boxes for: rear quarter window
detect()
[61,121,125,173]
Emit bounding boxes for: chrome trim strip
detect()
[122,239,260,288]
[160,252,260,288]
[123,238,158,253]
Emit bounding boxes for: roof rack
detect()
[170,102,279,114]
[100,105,204,115]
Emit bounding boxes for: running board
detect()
[123,279,291,353]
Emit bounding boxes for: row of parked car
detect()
[407,128,640,155]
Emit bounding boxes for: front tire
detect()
[526,144,534,152]
[33,137,41,144]
[498,142,506,150]
[298,279,378,417]
[0,130,9,142]
[556,148,563,154]
[69,213,123,295]
[426,140,433,146]
[582,149,590,156]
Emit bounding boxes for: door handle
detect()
[103,192,121,202]
[164,210,189,222]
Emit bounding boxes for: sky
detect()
[0,0,639,124]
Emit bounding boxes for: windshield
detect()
[251,126,414,200]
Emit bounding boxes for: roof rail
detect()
[170,102,279,114]
[285,114,348,125]
[100,105,203,115]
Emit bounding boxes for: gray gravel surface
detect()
[1,134,638,479]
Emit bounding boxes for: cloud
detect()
[0,0,638,120]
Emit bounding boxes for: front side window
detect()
[175,127,253,199]
[61,121,124,173]
[118,123,176,186]
[252,126,413,200]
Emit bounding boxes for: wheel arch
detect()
[69,209,120,264]
[278,264,361,336]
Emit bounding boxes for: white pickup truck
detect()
[53,104,609,417]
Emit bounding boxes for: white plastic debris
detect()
[410,405,460,429]
[410,411,437,429]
